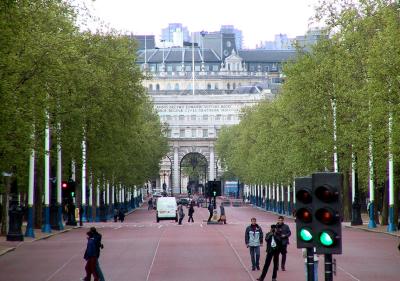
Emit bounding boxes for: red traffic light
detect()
[62,181,68,189]
[296,189,312,204]
[315,185,338,203]
[315,208,336,224]
[296,208,312,223]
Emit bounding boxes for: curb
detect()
[344,225,400,237]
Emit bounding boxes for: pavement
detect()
[0,201,399,281]
[1,206,398,258]
[0,224,80,256]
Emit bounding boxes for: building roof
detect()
[238,49,297,63]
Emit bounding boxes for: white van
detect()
[156,197,178,223]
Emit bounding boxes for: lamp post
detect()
[161,39,165,72]
[200,31,206,72]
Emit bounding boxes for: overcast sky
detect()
[82,0,321,49]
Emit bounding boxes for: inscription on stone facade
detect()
[155,104,245,113]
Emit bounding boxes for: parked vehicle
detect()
[156,197,178,222]
[177,197,190,206]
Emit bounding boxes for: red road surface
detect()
[0,204,399,281]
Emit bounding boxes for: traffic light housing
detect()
[207,180,221,197]
[62,179,76,199]
[312,172,342,254]
[295,177,314,248]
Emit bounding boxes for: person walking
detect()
[245,217,263,271]
[207,202,214,222]
[276,215,291,271]
[188,204,194,223]
[82,231,99,281]
[148,197,153,210]
[118,208,125,222]
[90,227,106,281]
[178,204,185,225]
[218,203,227,224]
[257,224,282,281]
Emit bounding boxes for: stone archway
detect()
[170,140,216,194]
[180,152,208,194]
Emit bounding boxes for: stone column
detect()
[173,146,180,194]
[209,145,215,181]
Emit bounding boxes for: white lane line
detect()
[45,253,79,281]
[146,228,166,281]
[113,226,122,230]
[337,266,361,281]
[158,225,163,229]
[217,229,255,281]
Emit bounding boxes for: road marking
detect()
[44,253,79,281]
[158,225,163,229]
[113,226,122,230]
[337,266,361,281]
[146,228,166,281]
[217,229,256,281]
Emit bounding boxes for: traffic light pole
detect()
[324,254,333,281]
[306,248,315,281]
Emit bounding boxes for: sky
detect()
[81,0,321,49]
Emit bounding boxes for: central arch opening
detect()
[180,152,208,195]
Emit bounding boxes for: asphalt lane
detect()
[0,204,399,281]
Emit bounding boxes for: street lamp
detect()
[200,31,206,72]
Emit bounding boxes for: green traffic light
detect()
[299,228,313,242]
[320,231,334,246]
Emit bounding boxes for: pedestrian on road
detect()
[245,217,263,271]
[218,204,226,224]
[257,224,282,281]
[90,227,106,281]
[188,204,194,223]
[113,208,118,222]
[178,204,185,225]
[82,231,99,281]
[148,197,153,210]
[276,215,291,271]
[207,202,214,222]
[118,208,125,222]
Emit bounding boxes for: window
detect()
[149,84,153,91]
[150,65,156,72]
[203,115,208,121]
[216,115,221,121]
[233,83,236,89]
[180,129,185,137]
[179,115,185,121]
[166,115,172,120]
[167,65,173,72]
[207,83,211,90]
[185,65,191,71]
[166,83,171,90]
[176,65,182,72]
[215,83,219,90]
[212,65,219,71]
[191,129,196,138]
[191,115,196,121]
[174,83,179,90]
[227,115,232,121]
[202,129,208,137]
[167,130,171,137]
[156,84,160,91]
[227,83,230,90]
[195,65,201,71]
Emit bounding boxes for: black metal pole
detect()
[306,248,315,281]
[325,254,333,281]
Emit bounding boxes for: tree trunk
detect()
[342,169,352,222]
[1,177,11,236]
[381,180,389,225]
[34,166,43,229]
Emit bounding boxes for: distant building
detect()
[130,35,155,50]
[257,28,325,50]
[220,25,243,50]
[161,23,191,47]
